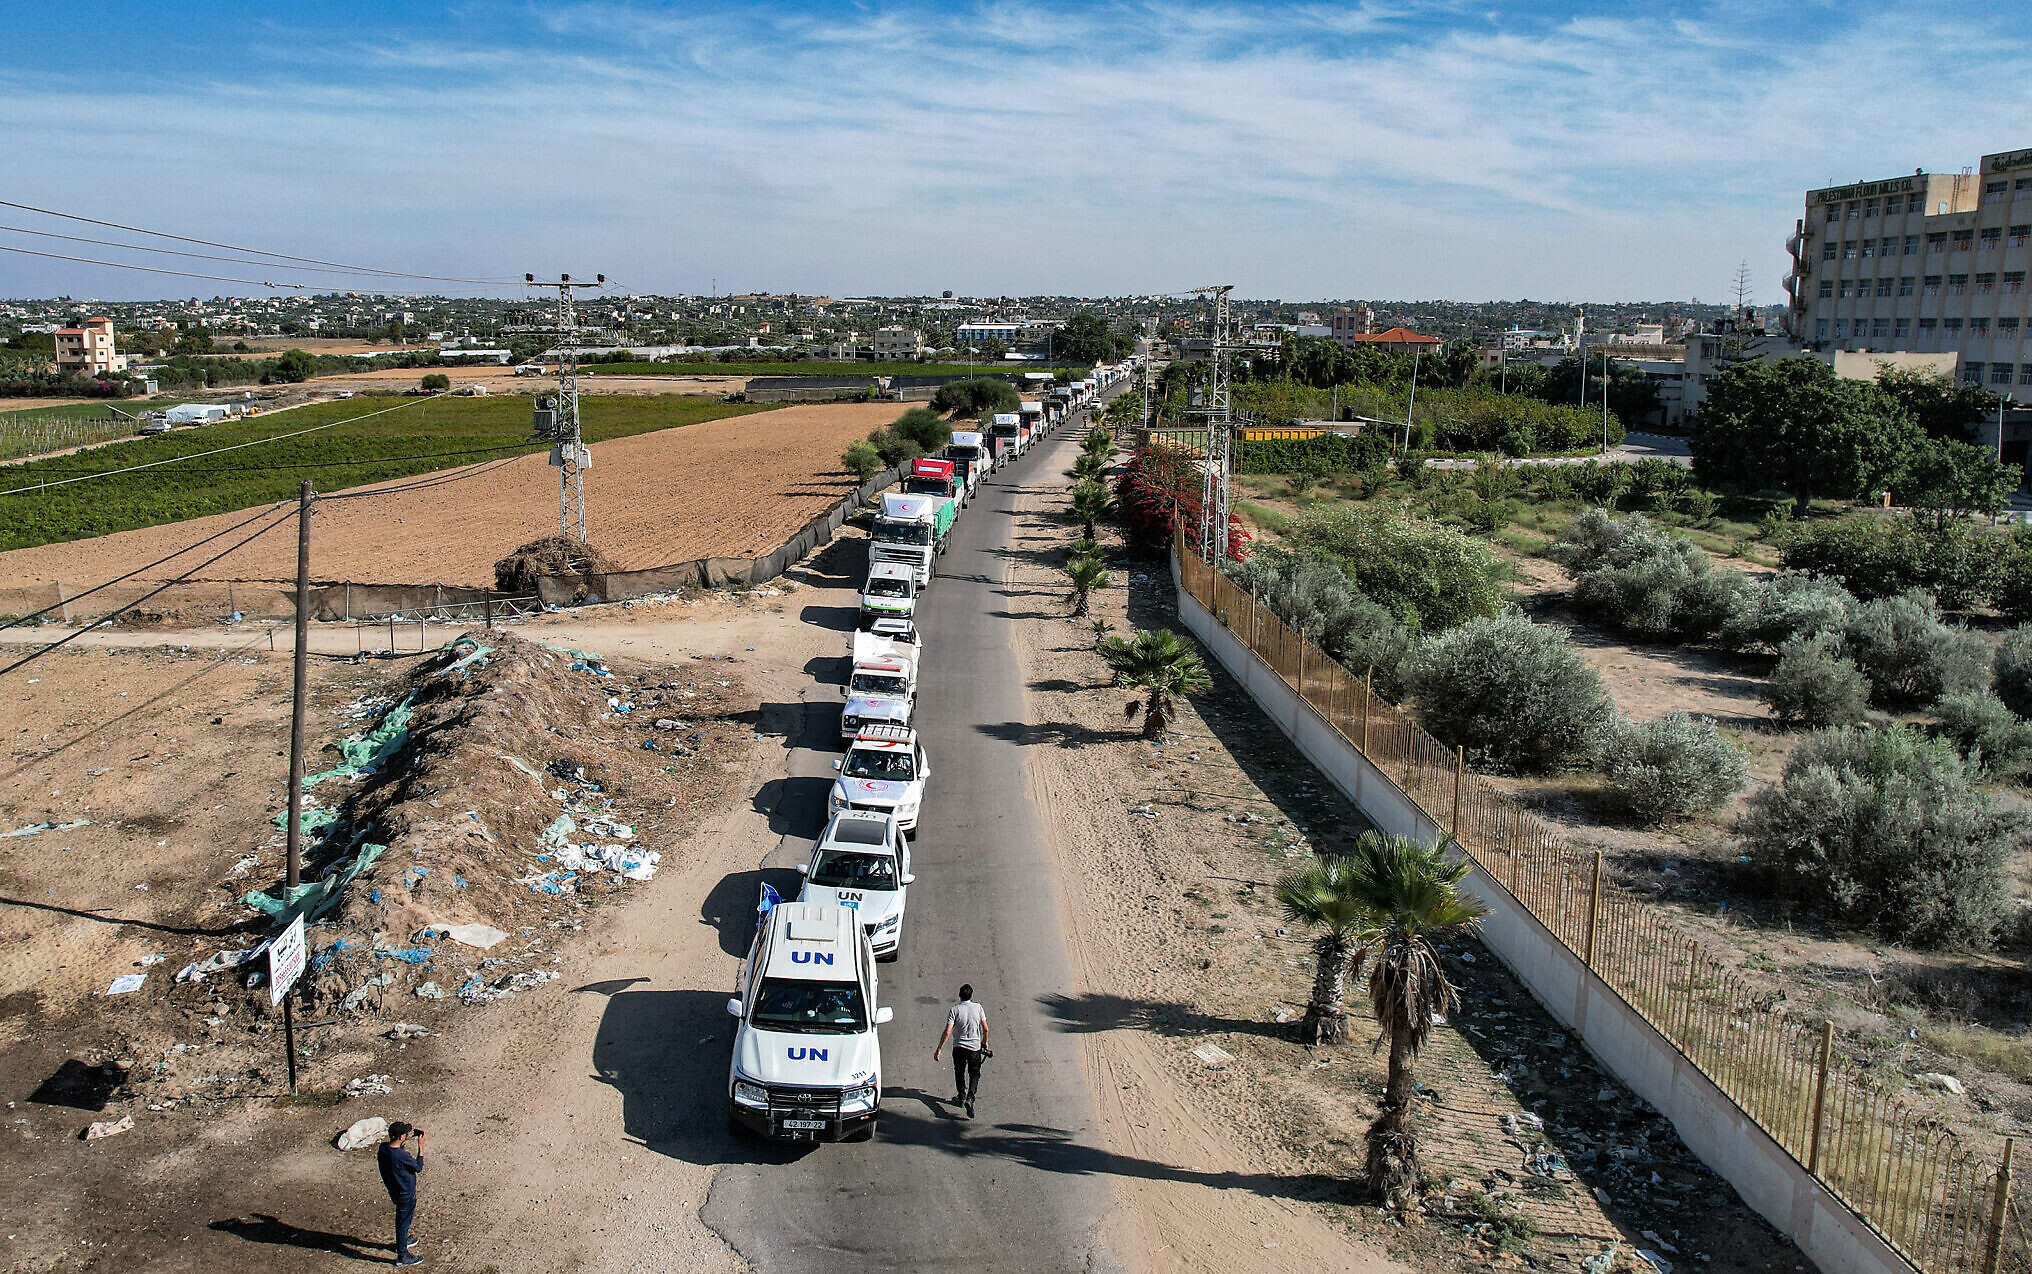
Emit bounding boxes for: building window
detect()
[1822,242,1838,262]
[1980,226,2002,248]
[1963,362,1983,383]
[1905,235,1920,255]
[1898,276,1915,297]
[2018,178,2032,192]
[1847,201,1859,219]
[1971,318,1990,335]
[2006,271,2026,293]
[1865,198,1880,216]
[1895,318,1912,337]
[2021,365,2032,387]
[1953,228,1975,248]
[1919,318,1938,333]
[1859,239,1875,258]
[1977,273,1996,293]
[1876,279,1894,298]
[2011,225,2030,246]
[1873,319,1891,338]
[1987,180,2008,196]
[2003,318,2023,337]
[1844,242,1858,259]
[1887,194,1906,214]
[1946,318,1964,334]
[1994,365,2015,385]
[1928,232,1948,251]
[1948,274,1969,294]
[1817,279,1833,299]
[1838,281,1852,299]
[1825,206,1840,224]
[1815,319,1829,340]
[1924,275,1943,295]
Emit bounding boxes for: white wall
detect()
[1171,564,1914,1274]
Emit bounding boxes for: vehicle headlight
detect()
[877,914,901,931]
[733,1080,769,1109]
[899,800,920,817]
[840,1083,879,1114]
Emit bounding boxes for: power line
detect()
[0,243,310,290]
[0,441,538,480]
[0,396,432,497]
[0,505,298,681]
[0,501,290,629]
[0,222,511,283]
[0,198,526,286]
[316,454,526,501]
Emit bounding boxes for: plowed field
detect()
[0,400,898,589]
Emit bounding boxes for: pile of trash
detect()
[216,630,744,1021]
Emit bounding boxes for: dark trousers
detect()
[392,1194,415,1256]
[952,1046,983,1102]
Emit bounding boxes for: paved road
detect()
[700,405,1124,1271]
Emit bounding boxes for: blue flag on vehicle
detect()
[757,882,783,915]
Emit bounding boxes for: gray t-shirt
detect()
[947,1000,987,1051]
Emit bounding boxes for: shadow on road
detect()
[798,604,859,632]
[209,1214,386,1263]
[1035,991,1292,1041]
[973,720,1125,749]
[589,988,819,1167]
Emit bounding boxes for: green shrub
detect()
[1996,626,2032,719]
[1678,487,1722,523]
[1228,553,1416,696]
[1993,531,2032,623]
[1236,431,1389,477]
[889,406,952,454]
[1781,517,1998,609]
[865,426,923,468]
[1740,726,2023,948]
[1762,635,1869,727]
[419,372,451,392]
[1405,611,1613,772]
[1597,713,1747,822]
[842,439,883,479]
[1843,590,1990,707]
[1719,572,1857,652]
[930,377,1019,417]
[1553,509,1741,641]
[1934,692,2032,776]
[1281,502,1502,632]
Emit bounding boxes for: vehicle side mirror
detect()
[900,873,916,885]
[795,862,809,874]
[874,1007,895,1025]
[726,997,744,1018]
[832,759,842,771]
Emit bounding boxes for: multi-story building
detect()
[53,316,127,376]
[1327,303,1376,349]
[1789,147,2032,395]
[870,326,922,359]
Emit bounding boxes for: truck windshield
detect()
[901,477,951,497]
[991,426,1018,437]
[810,849,898,890]
[850,671,909,696]
[843,748,915,781]
[751,978,867,1033]
[874,519,932,547]
[866,577,912,599]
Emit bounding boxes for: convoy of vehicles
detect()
[732,372,1097,1142]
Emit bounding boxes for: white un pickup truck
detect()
[727,900,891,1142]
[841,629,918,740]
[797,810,913,960]
[829,723,930,834]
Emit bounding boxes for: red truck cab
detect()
[902,457,958,501]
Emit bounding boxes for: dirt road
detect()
[0,400,900,590]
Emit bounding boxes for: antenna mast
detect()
[1187,285,1234,561]
[526,272,606,541]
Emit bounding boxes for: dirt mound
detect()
[493,535,615,596]
[281,629,744,1019]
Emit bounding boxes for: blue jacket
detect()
[378,1143,422,1200]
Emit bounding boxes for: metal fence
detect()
[1174,542,2026,1274]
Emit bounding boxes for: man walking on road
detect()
[378,1121,425,1265]
[932,984,989,1118]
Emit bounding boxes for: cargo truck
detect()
[945,431,989,496]
[989,413,1023,461]
[1019,400,1044,442]
[869,491,955,587]
[901,456,959,503]
[841,629,918,739]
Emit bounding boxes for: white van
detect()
[797,810,913,959]
[859,561,918,628]
[727,900,891,1141]
[829,723,929,834]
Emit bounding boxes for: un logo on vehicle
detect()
[788,1047,829,1061]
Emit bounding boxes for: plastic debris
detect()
[1919,1072,1966,1095]
[339,973,394,1013]
[83,1114,135,1141]
[1191,1043,1233,1069]
[3,818,91,838]
[302,695,416,789]
[521,870,578,895]
[444,923,509,950]
[335,1116,388,1150]
[105,973,146,995]
[1500,1112,1545,1137]
[414,982,446,1000]
[1635,1251,1673,1274]
[344,1074,393,1099]
[136,953,166,967]
[385,1023,430,1040]
[377,946,433,965]
[244,842,385,928]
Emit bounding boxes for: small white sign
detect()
[268,914,306,1007]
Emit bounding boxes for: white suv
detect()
[797,811,913,960]
[727,901,891,1142]
[829,724,929,834]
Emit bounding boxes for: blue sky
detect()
[2,1,2028,302]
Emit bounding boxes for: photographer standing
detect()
[377,1121,425,1266]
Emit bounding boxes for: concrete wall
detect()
[1171,563,1914,1274]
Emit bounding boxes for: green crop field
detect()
[0,393,776,552]
[584,359,1074,379]
[0,400,182,425]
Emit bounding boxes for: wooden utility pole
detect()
[281,479,312,1093]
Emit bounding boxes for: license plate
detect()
[781,1118,826,1130]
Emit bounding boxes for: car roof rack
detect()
[854,722,916,745]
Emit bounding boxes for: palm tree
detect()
[1100,628,1211,738]
[1063,555,1110,618]
[1342,832,1488,1208]
[1088,617,1116,645]
[1081,428,1118,462]
[1067,451,1108,483]
[1066,480,1116,540]
[1274,857,1377,1046]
